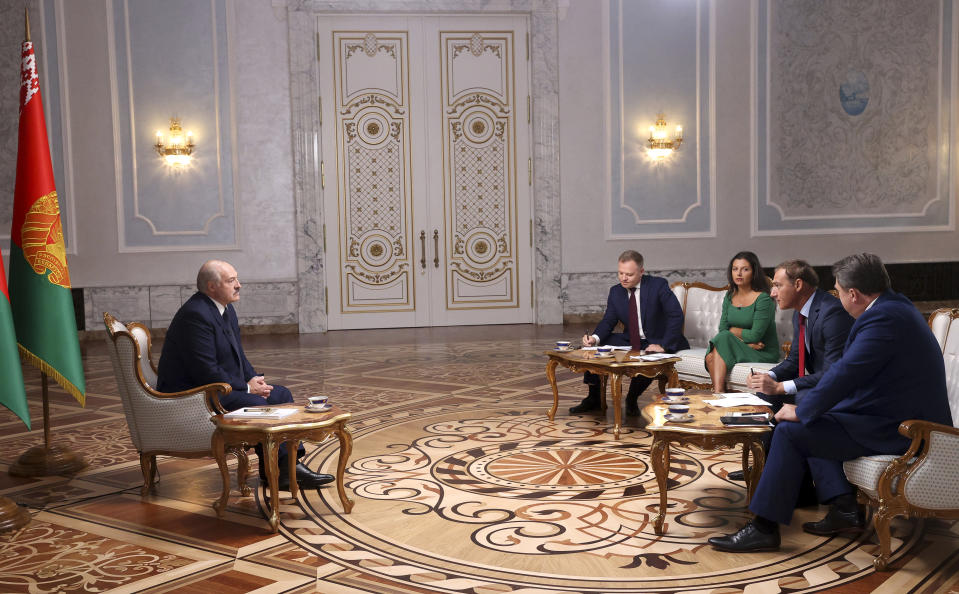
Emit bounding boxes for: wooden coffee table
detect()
[545,349,680,438]
[641,394,772,535]
[211,405,354,532]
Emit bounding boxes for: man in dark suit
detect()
[157,260,333,489]
[570,250,689,416]
[709,253,953,553]
[727,260,854,483]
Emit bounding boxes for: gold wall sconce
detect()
[154,117,195,166]
[647,113,683,159]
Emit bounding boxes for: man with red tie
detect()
[747,259,854,410]
[570,251,689,416]
[729,260,854,484]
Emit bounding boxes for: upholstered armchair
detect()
[842,308,959,570]
[103,313,250,497]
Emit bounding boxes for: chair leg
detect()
[139,453,157,497]
[233,448,252,497]
[872,506,894,571]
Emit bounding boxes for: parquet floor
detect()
[1,325,958,593]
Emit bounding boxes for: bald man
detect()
[157,260,333,489]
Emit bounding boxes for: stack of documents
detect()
[581,346,632,351]
[704,393,772,407]
[631,353,675,361]
[224,407,298,419]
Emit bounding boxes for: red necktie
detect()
[628,288,642,350]
[798,314,806,377]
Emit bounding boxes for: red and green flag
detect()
[0,255,28,428]
[9,29,85,405]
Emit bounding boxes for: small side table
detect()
[211,405,354,532]
[545,350,680,438]
[641,395,772,535]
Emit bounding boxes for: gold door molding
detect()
[440,32,519,310]
[333,32,415,312]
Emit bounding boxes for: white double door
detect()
[318,14,533,329]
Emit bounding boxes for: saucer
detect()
[305,403,332,413]
[592,352,614,358]
[554,346,574,351]
[661,396,690,404]
[664,412,694,423]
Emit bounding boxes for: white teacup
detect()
[307,395,329,408]
[668,403,690,415]
[556,340,571,350]
[665,387,686,398]
[596,346,612,355]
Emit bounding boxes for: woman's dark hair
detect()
[726,251,770,294]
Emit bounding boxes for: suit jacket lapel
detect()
[638,276,651,329]
[216,302,244,367]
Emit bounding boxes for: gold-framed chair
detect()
[103,312,251,497]
[842,307,959,570]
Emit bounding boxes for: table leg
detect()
[212,430,230,517]
[666,366,679,389]
[235,448,252,497]
[745,439,766,503]
[599,375,608,411]
[610,374,623,439]
[288,441,299,501]
[651,437,669,535]
[546,359,559,421]
[264,435,281,533]
[335,423,355,513]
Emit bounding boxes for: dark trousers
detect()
[749,415,875,525]
[219,385,305,469]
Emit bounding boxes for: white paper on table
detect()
[630,353,675,361]
[704,394,772,407]
[582,345,632,351]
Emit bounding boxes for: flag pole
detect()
[7,7,86,478]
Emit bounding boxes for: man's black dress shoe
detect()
[727,468,750,481]
[569,399,600,414]
[802,504,865,536]
[707,522,780,552]
[264,462,335,490]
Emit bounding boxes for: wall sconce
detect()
[647,113,683,159]
[154,117,195,166]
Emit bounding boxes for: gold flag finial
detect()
[25,7,31,42]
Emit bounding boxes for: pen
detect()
[750,367,755,376]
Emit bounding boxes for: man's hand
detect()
[645,344,665,353]
[582,334,597,347]
[746,372,783,394]
[248,375,273,398]
[747,342,765,351]
[775,403,799,423]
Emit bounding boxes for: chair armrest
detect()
[876,420,959,501]
[140,381,233,414]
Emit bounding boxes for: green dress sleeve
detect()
[739,292,775,344]
[717,294,730,332]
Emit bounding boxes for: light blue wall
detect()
[110,0,237,250]
[609,0,711,237]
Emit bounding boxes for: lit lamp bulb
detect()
[647,113,682,159]
[155,117,195,167]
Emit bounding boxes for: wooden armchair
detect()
[103,313,251,497]
[842,308,959,570]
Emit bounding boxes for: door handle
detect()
[433,230,439,268]
[419,231,426,270]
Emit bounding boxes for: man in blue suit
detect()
[710,253,953,552]
[570,250,689,416]
[157,260,333,489]
[727,260,855,486]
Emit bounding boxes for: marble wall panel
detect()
[608,0,714,238]
[108,0,239,250]
[754,0,955,234]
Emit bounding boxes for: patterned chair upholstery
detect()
[842,308,959,570]
[103,312,250,497]
[670,282,792,391]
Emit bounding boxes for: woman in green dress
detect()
[705,251,779,393]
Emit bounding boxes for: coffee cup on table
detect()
[596,346,612,355]
[307,395,329,408]
[665,387,685,399]
[556,340,571,350]
[667,403,689,415]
